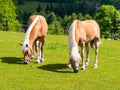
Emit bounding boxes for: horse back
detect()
[28,15,48,38]
[84,20,100,40]
[75,20,100,43]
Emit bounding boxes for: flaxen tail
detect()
[90,39,103,49]
[90,40,95,49]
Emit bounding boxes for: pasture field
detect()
[0,31,120,90]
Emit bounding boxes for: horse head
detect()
[21,44,33,64]
[70,47,81,73]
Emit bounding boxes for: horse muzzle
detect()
[24,59,29,64]
[73,67,79,73]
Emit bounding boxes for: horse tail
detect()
[68,20,78,51]
[90,40,95,49]
[90,38,102,49]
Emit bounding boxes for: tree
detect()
[62,15,69,34]
[0,0,21,31]
[18,0,25,5]
[111,11,120,39]
[79,0,90,15]
[54,4,67,18]
[77,13,84,20]
[47,12,56,24]
[36,4,42,12]
[94,5,120,39]
[84,14,92,20]
[54,21,64,35]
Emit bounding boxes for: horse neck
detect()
[23,15,40,48]
[29,33,37,47]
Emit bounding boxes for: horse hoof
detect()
[40,58,44,62]
[93,64,97,68]
[85,62,89,66]
[81,67,85,70]
[67,64,71,68]
[36,60,40,64]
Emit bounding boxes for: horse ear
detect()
[26,44,28,47]
[20,44,22,46]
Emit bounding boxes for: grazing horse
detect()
[21,15,48,64]
[68,20,100,73]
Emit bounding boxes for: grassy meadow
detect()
[0,31,120,90]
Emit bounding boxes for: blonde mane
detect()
[68,20,79,61]
[22,15,41,52]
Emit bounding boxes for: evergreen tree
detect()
[36,4,42,12]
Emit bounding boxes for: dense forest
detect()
[0,0,120,39]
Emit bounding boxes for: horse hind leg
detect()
[35,40,41,63]
[93,41,99,68]
[40,39,45,62]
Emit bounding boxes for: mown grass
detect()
[0,31,120,90]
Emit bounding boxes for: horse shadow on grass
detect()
[0,57,23,64]
[38,63,74,73]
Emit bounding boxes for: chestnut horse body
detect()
[68,20,100,72]
[22,15,48,64]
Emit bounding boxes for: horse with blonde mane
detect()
[68,20,100,73]
[21,15,48,64]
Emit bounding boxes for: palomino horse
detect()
[68,20,100,73]
[21,15,48,64]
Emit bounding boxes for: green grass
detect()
[0,31,120,90]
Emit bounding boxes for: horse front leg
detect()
[81,42,85,70]
[67,59,72,68]
[31,46,34,60]
[38,38,45,62]
[85,43,89,66]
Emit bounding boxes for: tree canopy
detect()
[0,0,21,31]
[0,0,120,39]
[95,5,120,39]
